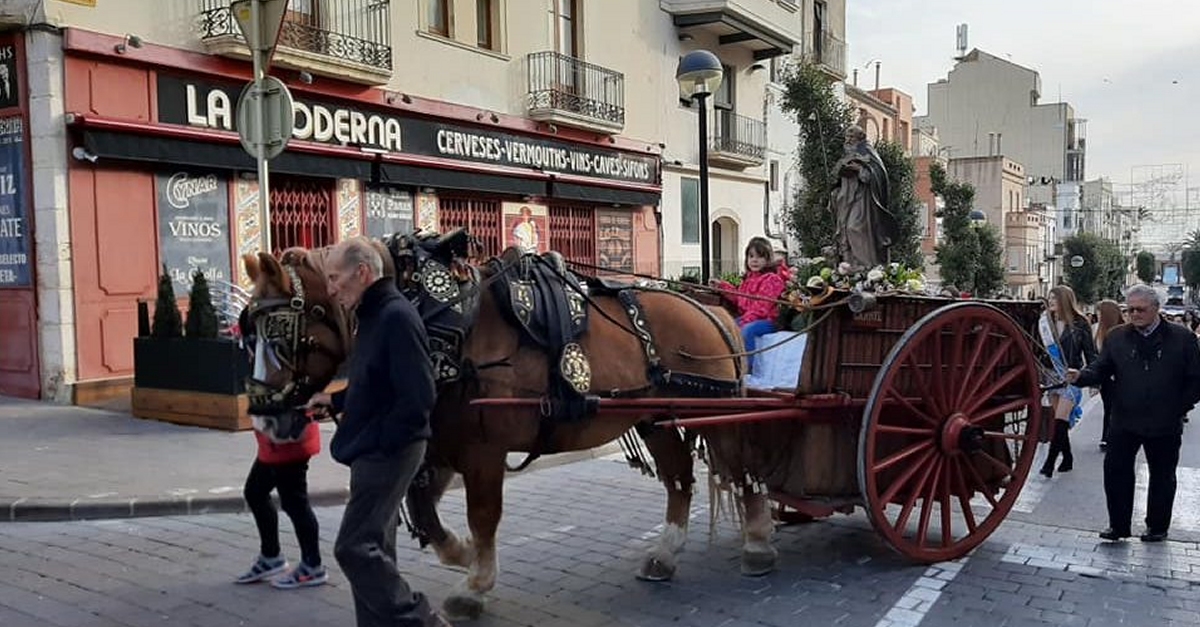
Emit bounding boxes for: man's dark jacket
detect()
[1075,318,1200,437]
[330,279,436,465]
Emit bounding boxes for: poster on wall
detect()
[156,170,233,295]
[597,211,634,273]
[0,116,30,287]
[0,43,18,110]
[416,192,439,233]
[502,201,549,254]
[365,185,414,237]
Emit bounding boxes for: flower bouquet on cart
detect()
[778,257,927,332]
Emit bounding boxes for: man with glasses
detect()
[1068,284,1200,542]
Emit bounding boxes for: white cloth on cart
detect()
[745,331,807,390]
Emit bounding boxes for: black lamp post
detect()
[676,50,724,283]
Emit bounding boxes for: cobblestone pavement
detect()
[3,455,1200,627]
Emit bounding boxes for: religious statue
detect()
[829,125,897,269]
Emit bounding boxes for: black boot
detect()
[1056,420,1073,472]
[1040,431,1059,478]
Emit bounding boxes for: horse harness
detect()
[243,263,339,418]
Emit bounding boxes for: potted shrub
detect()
[131,267,251,430]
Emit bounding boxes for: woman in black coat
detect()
[1040,285,1099,477]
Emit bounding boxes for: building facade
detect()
[764,0,847,263]
[918,48,1086,218]
[0,0,705,403]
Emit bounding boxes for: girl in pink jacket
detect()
[713,237,788,373]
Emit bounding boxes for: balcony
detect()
[709,109,766,168]
[197,0,392,86]
[803,30,846,79]
[526,51,625,134]
[661,0,801,60]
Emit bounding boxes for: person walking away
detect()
[711,236,789,375]
[307,237,451,627]
[235,408,326,588]
[1068,284,1200,542]
[1093,300,1123,451]
[1038,285,1097,477]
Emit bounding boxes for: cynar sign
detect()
[156,74,661,186]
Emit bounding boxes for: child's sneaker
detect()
[235,554,288,584]
[270,562,328,589]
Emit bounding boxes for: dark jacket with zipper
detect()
[1075,318,1200,437]
[1057,316,1099,370]
[330,279,436,466]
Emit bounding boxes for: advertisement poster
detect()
[365,185,414,237]
[597,210,634,273]
[0,116,30,287]
[156,170,233,294]
[502,201,549,254]
[416,192,439,233]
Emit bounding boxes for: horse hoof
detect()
[636,555,676,582]
[741,547,778,577]
[443,591,485,620]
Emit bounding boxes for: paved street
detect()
[3,398,1200,626]
[4,446,1200,627]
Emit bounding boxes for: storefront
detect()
[58,29,662,402]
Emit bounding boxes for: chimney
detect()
[996,132,1003,155]
[987,133,995,156]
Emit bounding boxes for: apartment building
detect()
[764,0,847,265]
[0,0,819,403]
[946,155,1048,297]
[844,84,912,154]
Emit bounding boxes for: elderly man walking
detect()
[308,236,451,626]
[1068,284,1200,542]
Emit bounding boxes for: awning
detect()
[82,129,374,180]
[377,162,546,197]
[549,180,660,207]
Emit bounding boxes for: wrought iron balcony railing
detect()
[711,109,766,162]
[198,0,392,73]
[527,51,625,131]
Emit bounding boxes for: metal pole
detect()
[697,92,711,284]
[251,0,272,255]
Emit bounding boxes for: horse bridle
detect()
[244,263,340,415]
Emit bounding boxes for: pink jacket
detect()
[718,267,788,325]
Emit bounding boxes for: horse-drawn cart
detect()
[486,290,1046,564]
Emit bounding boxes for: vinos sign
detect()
[156,170,232,294]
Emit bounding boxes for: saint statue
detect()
[829,126,897,269]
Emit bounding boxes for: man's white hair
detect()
[336,236,383,280]
[1124,283,1161,307]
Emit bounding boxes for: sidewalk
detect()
[0,396,618,522]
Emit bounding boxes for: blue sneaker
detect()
[270,562,328,589]
[235,555,288,584]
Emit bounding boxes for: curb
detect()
[2,443,623,523]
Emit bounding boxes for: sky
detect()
[845,0,1200,232]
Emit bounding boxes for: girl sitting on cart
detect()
[711,236,789,374]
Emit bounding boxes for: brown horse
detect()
[241,241,780,619]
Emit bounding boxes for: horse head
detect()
[241,247,352,438]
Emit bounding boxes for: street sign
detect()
[231,0,290,54]
[1070,255,1085,268]
[236,76,295,161]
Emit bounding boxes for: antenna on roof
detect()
[954,23,968,60]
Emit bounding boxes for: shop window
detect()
[549,204,596,268]
[438,196,501,260]
[681,177,700,244]
[270,177,336,255]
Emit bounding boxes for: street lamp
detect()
[969,209,987,225]
[676,49,724,283]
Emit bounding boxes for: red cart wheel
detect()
[858,301,1042,563]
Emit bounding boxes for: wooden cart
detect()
[690,293,1045,563]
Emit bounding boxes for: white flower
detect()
[806,276,827,289]
[867,269,885,282]
[906,279,925,292]
[837,262,852,275]
[890,262,900,271]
